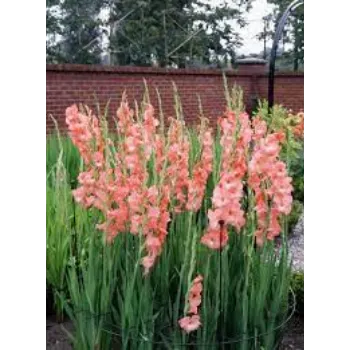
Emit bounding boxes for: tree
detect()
[106,0,254,67]
[46,0,62,63]
[190,0,254,67]
[256,14,273,59]
[59,0,105,64]
[46,0,255,67]
[256,0,304,71]
[46,0,105,64]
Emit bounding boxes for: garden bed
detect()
[279,316,304,349]
[46,316,73,350]
[46,315,304,350]
[46,90,304,350]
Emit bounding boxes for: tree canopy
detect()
[256,0,304,71]
[46,0,254,67]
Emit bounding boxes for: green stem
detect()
[241,188,256,350]
[184,214,199,315]
[174,211,194,325]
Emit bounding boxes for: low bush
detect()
[291,272,304,315]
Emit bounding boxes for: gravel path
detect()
[289,213,304,272]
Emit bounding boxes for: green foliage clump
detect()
[289,147,304,203]
[291,272,304,315]
[47,135,82,189]
[288,200,303,235]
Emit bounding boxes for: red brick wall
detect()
[46,64,303,133]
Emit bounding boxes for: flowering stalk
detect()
[178,275,203,333]
[63,87,296,346]
[248,117,293,246]
[201,109,251,250]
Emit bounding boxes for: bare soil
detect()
[279,315,304,350]
[46,316,73,350]
[46,315,304,349]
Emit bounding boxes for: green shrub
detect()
[47,135,82,189]
[291,272,304,315]
[289,147,304,203]
[288,200,303,235]
[46,157,73,320]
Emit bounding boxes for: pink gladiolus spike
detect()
[201,227,229,250]
[178,315,201,333]
[249,122,293,245]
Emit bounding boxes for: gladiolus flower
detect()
[178,315,201,333]
[201,226,229,250]
[179,275,203,333]
[249,118,293,246]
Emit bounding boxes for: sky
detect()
[234,0,275,55]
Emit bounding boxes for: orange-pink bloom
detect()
[178,315,201,333]
[67,96,295,278]
[293,112,304,138]
[248,118,293,246]
[179,275,203,333]
[201,226,229,250]
[187,129,213,211]
[202,109,252,250]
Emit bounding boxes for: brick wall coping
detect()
[47,64,304,77]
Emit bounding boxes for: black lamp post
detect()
[268,0,304,110]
